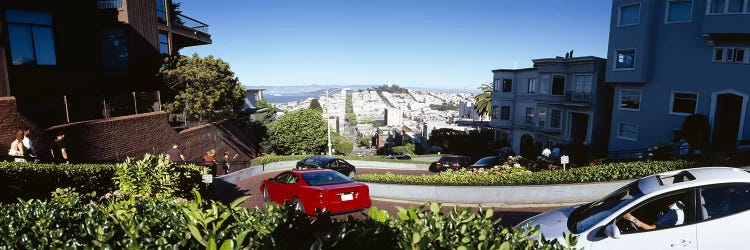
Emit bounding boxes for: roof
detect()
[491,67,536,73]
[531,56,605,66]
[638,167,750,195]
[245,88,265,92]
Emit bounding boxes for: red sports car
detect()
[260,169,372,215]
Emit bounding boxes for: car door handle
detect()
[670,239,692,248]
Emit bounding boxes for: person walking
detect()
[9,130,25,162]
[203,150,218,175]
[50,133,69,164]
[221,151,231,175]
[166,144,186,163]
[22,128,36,161]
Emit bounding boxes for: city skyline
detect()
[179,0,611,89]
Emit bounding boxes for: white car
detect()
[517,167,750,250]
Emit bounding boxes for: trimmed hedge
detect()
[355,160,696,186]
[250,154,432,166]
[0,155,209,203]
[0,190,578,249]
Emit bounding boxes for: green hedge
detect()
[355,160,696,186]
[0,189,578,249]
[250,154,432,166]
[0,155,209,203]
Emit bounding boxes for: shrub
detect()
[250,154,432,166]
[355,160,695,186]
[114,154,209,199]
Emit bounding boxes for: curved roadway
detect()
[232,166,558,227]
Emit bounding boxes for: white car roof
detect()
[638,167,750,195]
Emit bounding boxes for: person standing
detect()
[22,128,36,159]
[221,151,231,175]
[203,150,218,175]
[166,144,186,163]
[50,133,69,164]
[9,130,25,162]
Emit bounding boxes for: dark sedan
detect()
[468,156,506,170]
[428,155,471,172]
[296,155,357,178]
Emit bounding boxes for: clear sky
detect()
[179,0,612,89]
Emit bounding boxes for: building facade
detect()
[606,0,750,154]
[490,56,611,159]
[0,0,210,126]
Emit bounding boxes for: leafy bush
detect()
[0,190,577,249]
[114,154,209,199]
[391,143,415,155]
[356,160,695,186]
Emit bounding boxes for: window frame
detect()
[550,109,562,129]
[614,48,637,71]
[502,79,513,93]
[537,107,547,127]
[573,74,593,93]
[713,47,725,62]
[611,188,696,235]
[527,78,537,93]
[618,3,642,27]
[705,0,750,14]
[697,182,750,222]
[493,79,502,92]
[500,106,511,121]
[525,107,535,124]
[491,105,498,119]
[159,31,170,55]
[6,10,57,66]
[619,89,642,111]
[666,0,694,23]
[669,91,699,116]
[617,122,639,141]
[540,75,551,94]
[551,74,566,96]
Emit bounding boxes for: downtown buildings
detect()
[0,0,211,126]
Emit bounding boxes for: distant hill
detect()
[247,84,480,95]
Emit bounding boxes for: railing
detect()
[565,91,592,104]
[173,14,210,34]
[97,0,122,9]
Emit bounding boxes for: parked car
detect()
[428,155,471,172]
[468,156,506,170]
[384,154,412,160]
[260,169,372,215]
[516,167,750,249]
[296,155,357,178]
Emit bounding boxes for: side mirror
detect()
[604,223,621,239]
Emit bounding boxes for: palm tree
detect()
[474,83,493,120]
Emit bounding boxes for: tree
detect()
[334,140,354,155]
[309,99,323,112]
[160,54,245,122]
[269,109,327,155]
[358,137,372,147]
[255,98,275,109]
[391,143,415,155]
[248,109,276,154]
[474,83,493,119]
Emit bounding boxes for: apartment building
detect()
[490,56,611,159]
[606,0,750,153]
[0,0,210,126]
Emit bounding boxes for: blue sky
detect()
[179,0,612,89]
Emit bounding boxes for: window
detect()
[619,3,641,26]
[667,0,693,23]
[527,78,537,93]
[491,105,498,119]
[552,75,565,96]
[574,75,592,93]
[699,184,750,221]
[101,29,128,70]
[156,0,166,22]
[620,89,642,110]
[618,122,638,140]
[617,190,693,234]
[525,107,534,124]
[709,0,749,14]
[537,108,547,127]
[670,92,698,115]
[500,106,510,120]
[713,47,747,63]
[159,32,169,54]
[540,75,551,94]
[502,79,513,92]
[713,47,725,62]
[6,10,56,66]
[615,49,636,70]
[493,79,502,92]
[550,109,561,128]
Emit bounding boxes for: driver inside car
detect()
[622,196,685,231]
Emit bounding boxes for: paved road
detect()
[230,167,558,228]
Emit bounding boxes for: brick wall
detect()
[1,97,258,163]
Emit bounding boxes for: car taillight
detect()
[451,163,460,169]
[436,163,443,167]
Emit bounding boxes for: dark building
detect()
[0,0,211,127]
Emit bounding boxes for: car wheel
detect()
[262,186,270,202]
[292,197,305,213]
[348,170,356,178]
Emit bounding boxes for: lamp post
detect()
[326,88,332,156]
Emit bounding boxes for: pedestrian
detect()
[22,128,36,160]
[222,151,231,175]
[679,139,690,157]
[203,149,218,175]
[541,146,552,158]
[166,143,186,163]
[9,130,25,162]
[50,132,69,164]
[552,144,561,158]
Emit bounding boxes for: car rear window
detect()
[301,171,353,186]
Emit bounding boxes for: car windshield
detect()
[301,171,353,186]
[440,157,461,164]
[567,180,643,233]
[474,157,496,165]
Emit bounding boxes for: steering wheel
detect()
[618,218,639,233]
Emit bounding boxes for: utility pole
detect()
[326,88,332,156]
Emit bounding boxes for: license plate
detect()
[341,193,353,201]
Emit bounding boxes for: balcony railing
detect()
[173,14,209,34]
[97,0,122,9]
[564,91,592,104]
